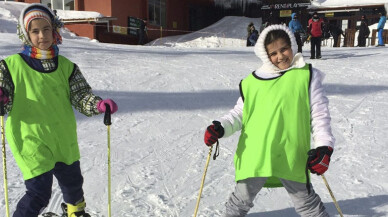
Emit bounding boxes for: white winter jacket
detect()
[218,25,335,149]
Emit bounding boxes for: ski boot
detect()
[60,200,91,217]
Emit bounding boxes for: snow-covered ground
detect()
[1,2,388,217]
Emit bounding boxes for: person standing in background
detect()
[249,29,259,46]
[308,12,324,59]
[46,2,57,16]
[377,12,386,47]
[357,15,370,47]
[246,22,256,47]
[289,12,305,53]
[138,18,148,45]
[329,23,345,47]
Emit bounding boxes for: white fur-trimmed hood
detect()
[254,24,306,74]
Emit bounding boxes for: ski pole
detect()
[1,101,10,217]
[193,145,213,217]
[322,174,344,217]
[103,104,112,217]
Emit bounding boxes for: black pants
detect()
[310,37,322,58]
[358,36,367,47]
[294,32,303,53]
[332,35,340,47]
[13,161,84,217]
[138,31,145,45]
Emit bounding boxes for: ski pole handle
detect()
[104,103,111,126]
[0,101,5,116]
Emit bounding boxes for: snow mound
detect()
[57,10,105,20]
[0,2,28,33]
[149,16,262,48]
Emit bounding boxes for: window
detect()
[148,0,166,27]
[41,0,74,10]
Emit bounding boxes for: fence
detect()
[320,29,387,47]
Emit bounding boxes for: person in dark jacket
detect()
[249,29,259,46]
[308,12,324,59]
[138,18,147,45]
[322,18,331,40]
[247,22,256,46]
[329,23,345,47]
[357,15,370,47]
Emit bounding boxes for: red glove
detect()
[307,146,333,175]
[97,99,118,114]
[204,121,224,146]
[0,88,9,105]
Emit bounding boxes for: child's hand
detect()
[204,121,224,146]
[307,146,333,175]
[97,99,118,114]
[0,88,9,105]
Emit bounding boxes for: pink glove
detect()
[0,88,9,104]
[97,99,118,114]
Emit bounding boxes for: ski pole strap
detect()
[305,159,311,194]
[212,121,221,160]
[306,149,317,195]
[213,141,219,160]
[104,103,111,126]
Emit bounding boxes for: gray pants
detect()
[224,177,329,217]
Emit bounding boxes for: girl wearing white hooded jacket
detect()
[203,25,335,217]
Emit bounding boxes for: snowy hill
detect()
[1,2,388,217]
[148,16,262,48]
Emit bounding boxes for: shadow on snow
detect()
[247,195,388,217]
[80,82,388,115]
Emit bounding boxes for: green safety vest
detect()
[4,54,80,180]
[235,64,312,187]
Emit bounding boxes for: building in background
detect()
[12,0,219,45]
[261,0,311,27]
[309,2,387,47]
[9,0,385,46]
[259,0,387,47]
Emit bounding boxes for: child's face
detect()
[266,38,293,70]
[28,18,54,50]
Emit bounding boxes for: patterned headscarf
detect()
[17,3,64,59]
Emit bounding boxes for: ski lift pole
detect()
[1,102,10,217]
[322,174,344,217]
[193,144,213,217]
[104,104,112,217]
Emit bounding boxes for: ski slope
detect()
[0,2,388,217]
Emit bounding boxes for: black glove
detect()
[204,121,224,146]
[307,146,333,175]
